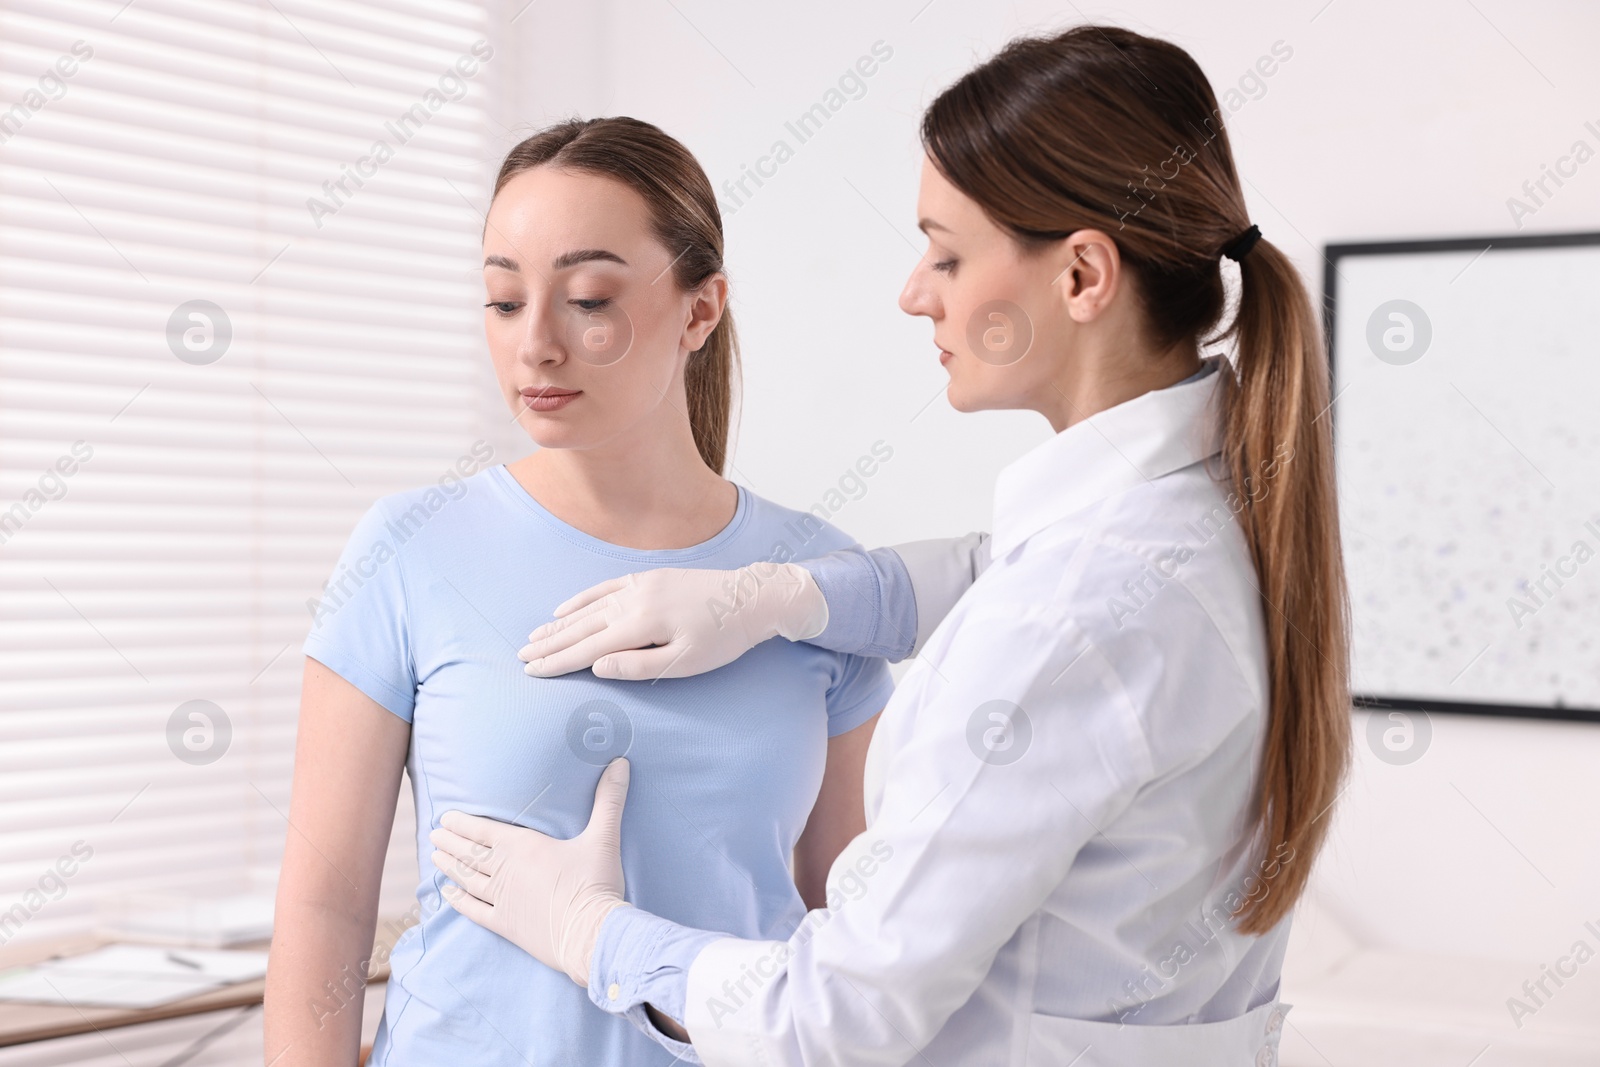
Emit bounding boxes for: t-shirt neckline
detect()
[487,464,752,564]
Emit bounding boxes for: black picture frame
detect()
[1322,230,1600,725]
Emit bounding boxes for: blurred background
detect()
[0,0,1596,1064]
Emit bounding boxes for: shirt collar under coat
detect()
[990,366,1227,561]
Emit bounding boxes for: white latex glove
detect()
[519,562,829,680]
[430,757,631,987]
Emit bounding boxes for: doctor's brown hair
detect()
[490,117,738,474]
[923,26,1350,934]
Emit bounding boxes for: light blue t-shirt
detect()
[301,464,895,1066]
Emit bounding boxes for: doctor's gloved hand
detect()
[430,757,632,987]
[519,563,829,680]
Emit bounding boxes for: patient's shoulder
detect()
[739,488,867,563]
[353,466,504,553]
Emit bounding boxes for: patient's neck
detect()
[507,406,736,552]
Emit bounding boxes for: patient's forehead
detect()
[484,166,669,279]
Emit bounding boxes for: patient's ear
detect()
[682,272,729,353]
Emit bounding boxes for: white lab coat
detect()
[683,369,1293,1066]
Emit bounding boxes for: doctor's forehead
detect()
[915,154,975,237]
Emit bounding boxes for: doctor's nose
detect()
[899,262,940,320]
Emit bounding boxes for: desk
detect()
[0,918,408,1048]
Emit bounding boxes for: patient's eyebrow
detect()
[551,248,628,271]
[917,217,951,235]
[483,249,628,274]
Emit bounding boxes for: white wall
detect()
[500,0,1600,965]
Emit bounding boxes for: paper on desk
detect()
[0,944,270,1008]
[103,891,276,947]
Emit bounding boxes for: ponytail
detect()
[1220,239,1351,933]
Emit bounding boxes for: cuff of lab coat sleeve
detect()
[588,903,723,1062]
[685,935,792,1067]
[796,546,917,662]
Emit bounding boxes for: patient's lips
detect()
[520,385,582,412]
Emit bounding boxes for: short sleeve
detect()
[823,652,894,737]
[301,499,418,722]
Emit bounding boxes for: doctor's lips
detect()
[520,385,582,412]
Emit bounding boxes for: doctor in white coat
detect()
[427,24,1351,1067]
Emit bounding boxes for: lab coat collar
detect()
[991,367,1226,560]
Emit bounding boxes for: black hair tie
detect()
[1220,224,1262,261]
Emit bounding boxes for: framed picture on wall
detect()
[1324,230,1600,725]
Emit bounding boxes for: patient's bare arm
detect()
[264,658,409,1067]
[793,714,879,909]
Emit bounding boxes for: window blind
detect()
[0,0,499,951]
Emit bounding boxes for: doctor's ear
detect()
[681,272,729,354]
[1050,229,1121,324]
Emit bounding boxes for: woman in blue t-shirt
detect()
[262,118,901,1067]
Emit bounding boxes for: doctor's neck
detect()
[1032,318,1204,434]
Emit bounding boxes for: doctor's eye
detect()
[569,297,613,312]
[484,301,523,317]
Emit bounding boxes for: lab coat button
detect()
[1255,1046,1276,1067]
[1266,1007,1284,1034]
[607,983,620,1001]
